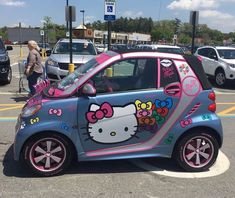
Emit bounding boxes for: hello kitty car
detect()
[14,51,223,176]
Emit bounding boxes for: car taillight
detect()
[208,91,216,112]
[208,92,216,101]
[208,103,216,112]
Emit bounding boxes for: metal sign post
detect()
[104,0,116,50]
[190,11,199,54]
[65,5,76,73]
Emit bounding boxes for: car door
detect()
[206,48,219,75]
[197,48,211,74]
[76,56,181,158]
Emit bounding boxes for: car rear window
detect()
[183,55,212,90]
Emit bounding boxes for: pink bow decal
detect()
[86,103,113,124]
[49,108,62,116]
[180,118,192,128]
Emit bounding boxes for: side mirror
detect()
[82,83,96,96]
[6,46,13,51]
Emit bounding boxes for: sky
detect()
[0,0,235,33]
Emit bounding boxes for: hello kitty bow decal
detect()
[86,102,113,124]
[48,108,62,116]
[135,100,152,110]
[155,98,173,109]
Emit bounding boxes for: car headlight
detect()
[47,58,58,67]
[0,55,8,62]
[229,64,235,68]
[21,105,41,118]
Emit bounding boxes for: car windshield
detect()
[38,43,50,48]
[53,41,96,55]
[217,49,235,59]
[43,51,117,97]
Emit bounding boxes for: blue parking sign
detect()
[104,0,116,21]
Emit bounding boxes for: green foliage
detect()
[0,15,234,45]
[0,26,7,40]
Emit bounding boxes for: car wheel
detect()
[22,133,73,176]
[6,67,12,84]
[215,70,226,87]
[174,131,219,172]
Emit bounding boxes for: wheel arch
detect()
[20,130,78,162]
[172,126,222,157]
[215,66,225,76]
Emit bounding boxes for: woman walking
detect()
[25,40,43,96]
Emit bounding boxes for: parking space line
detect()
[0,106,23,112]
[217,106,235,116]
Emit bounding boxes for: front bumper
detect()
[46,65,69,81]
[225,67,235,80]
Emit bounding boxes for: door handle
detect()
[164,83,181,97]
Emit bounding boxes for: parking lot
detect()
[0,46,235,197]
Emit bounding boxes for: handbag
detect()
[24,64,35,76]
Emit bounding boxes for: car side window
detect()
[91,58,157,94]
[198,48,209,57]
[207,48,217,59]
[160,58,180,87]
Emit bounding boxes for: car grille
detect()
[47,74,66,80]
[58,63,81,70]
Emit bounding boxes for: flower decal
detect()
[180,118,192,128]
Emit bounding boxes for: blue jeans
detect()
[27,71,42,95]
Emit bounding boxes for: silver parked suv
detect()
[195,46,235,87]
[45,39,97,81]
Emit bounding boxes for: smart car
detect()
[14,51,223,176]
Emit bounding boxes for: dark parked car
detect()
[0,38,13,84]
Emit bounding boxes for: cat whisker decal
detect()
[85,136,94,141]
[131,134,140,139]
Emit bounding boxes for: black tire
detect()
[6,67,12,84]
[1,67,12,85]
[215,69,226,87]
[174,131,219,172]
[22,133,73,176]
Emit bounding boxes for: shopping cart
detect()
[18,60,47,93]
[18,60,28,93]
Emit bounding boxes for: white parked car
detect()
[45,39,97,81]
[195,46,235,87]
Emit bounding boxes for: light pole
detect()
[66,0,69,32]
[80,10,85,38]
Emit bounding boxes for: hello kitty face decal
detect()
[85,103,138,144]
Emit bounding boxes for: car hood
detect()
[49,54,95,64]
[221,58,235,64]
[0,50,6,55]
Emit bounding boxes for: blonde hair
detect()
[28,40,40,51]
